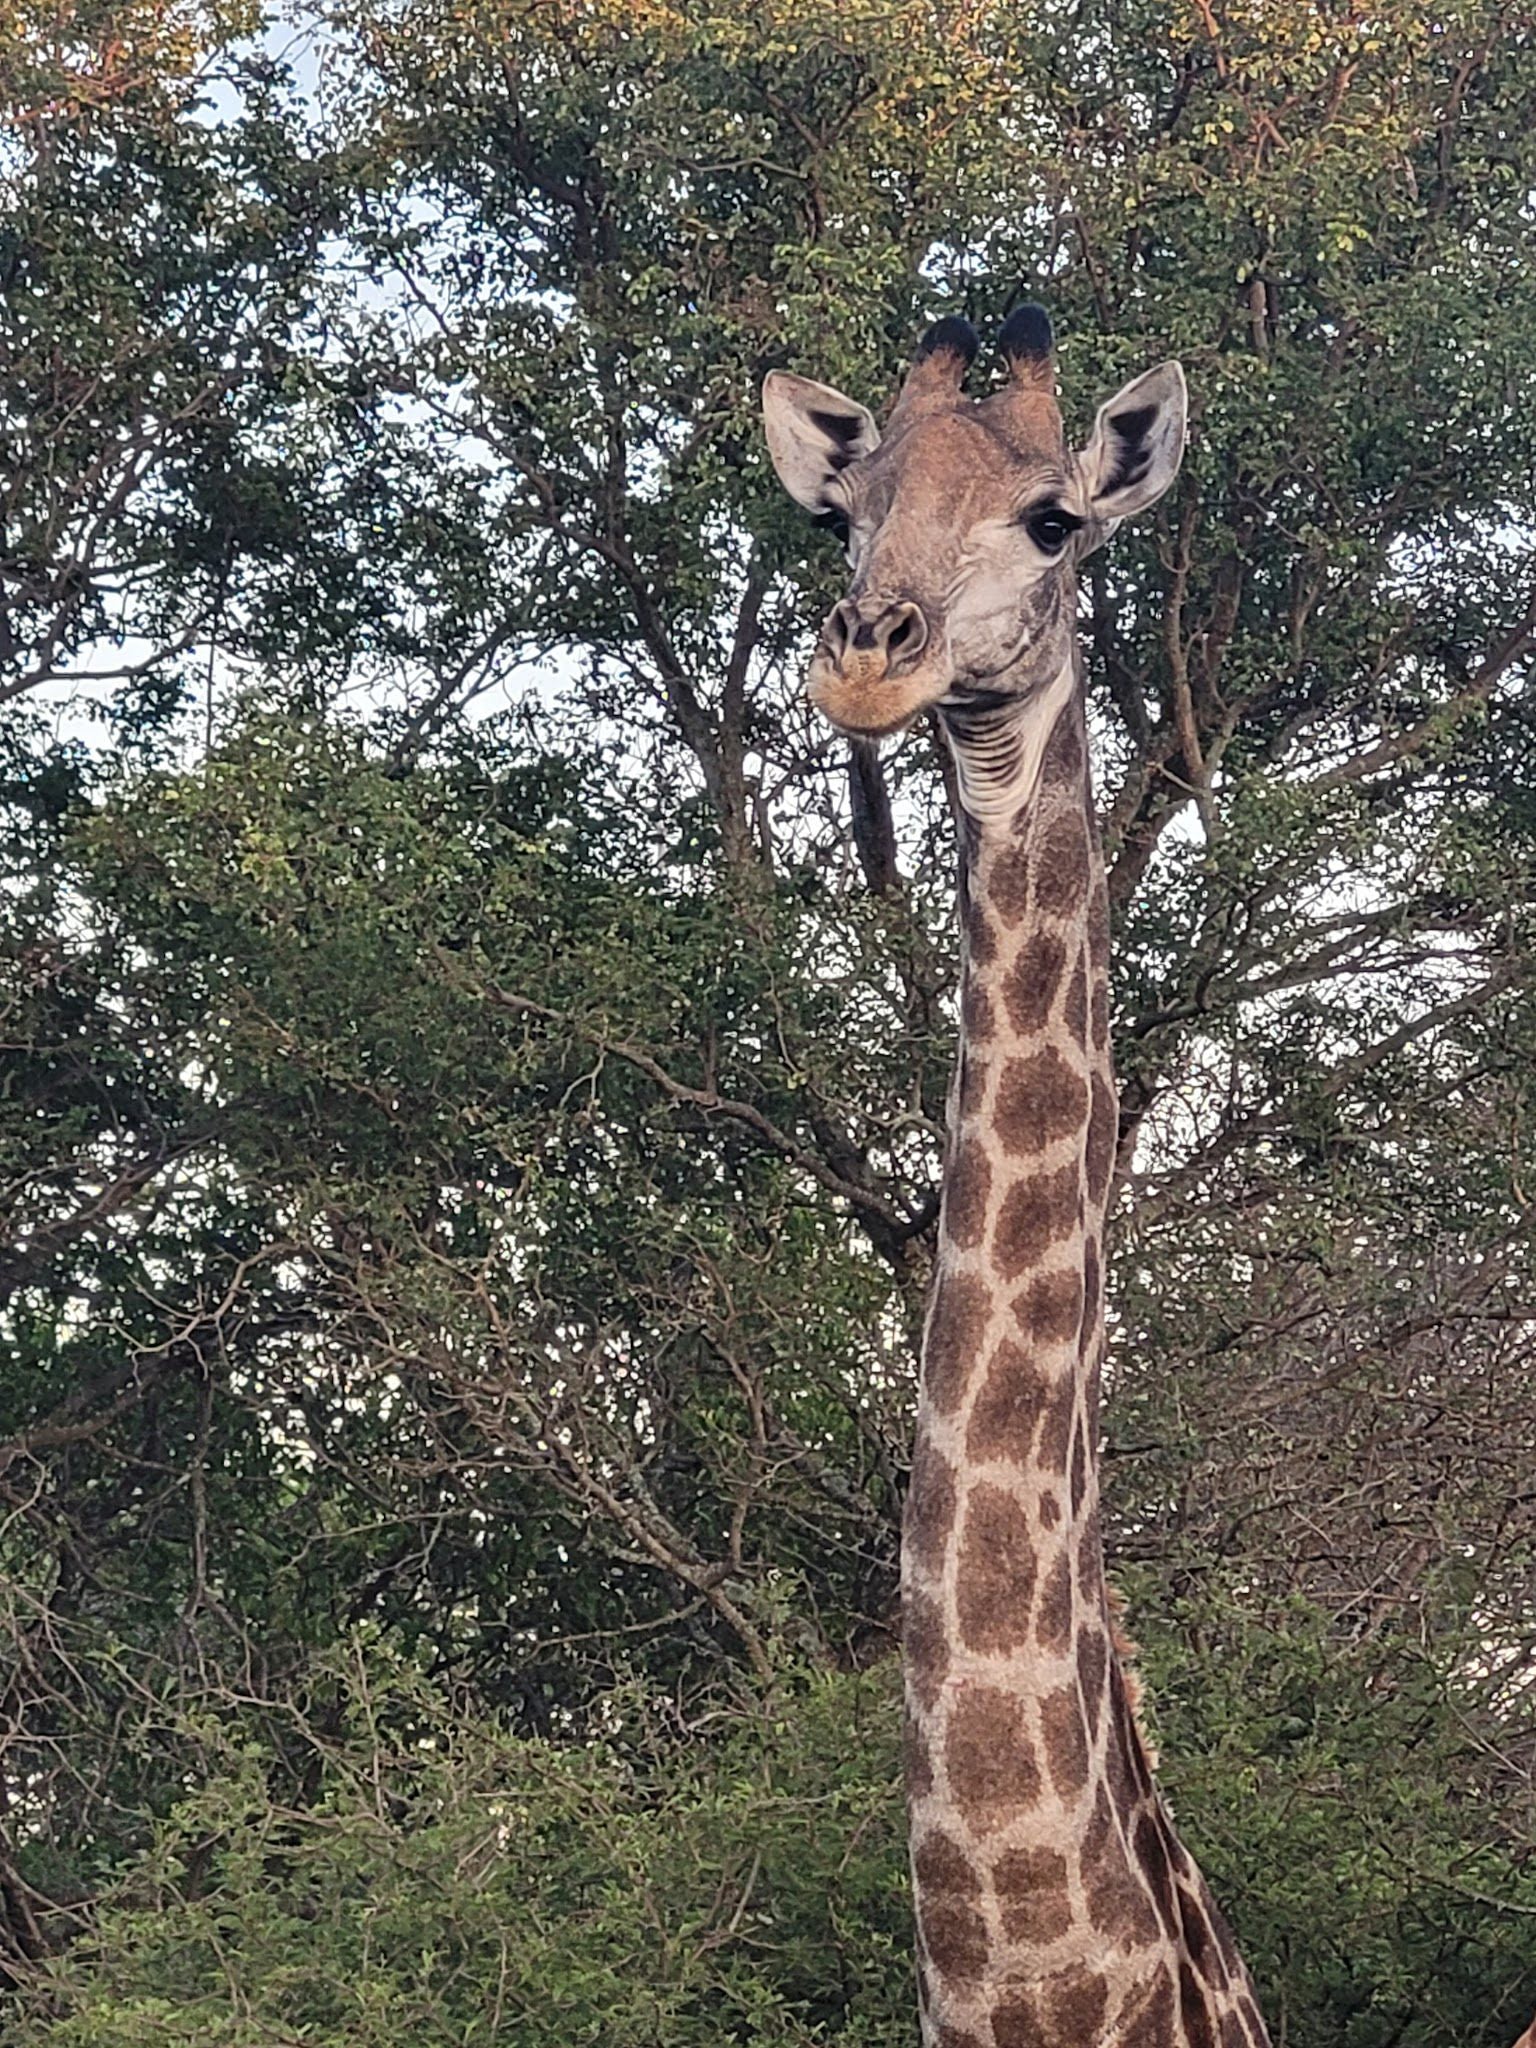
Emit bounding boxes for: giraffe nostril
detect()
[824,601,858,662]
[825,600,927,674]
[880,604,928,670]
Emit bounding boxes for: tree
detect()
[3,0,1535,2037]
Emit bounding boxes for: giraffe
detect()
[763,307,1272,2048]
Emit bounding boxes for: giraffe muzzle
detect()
[809,599,949,738]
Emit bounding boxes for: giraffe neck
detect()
[903,658,1271,2048]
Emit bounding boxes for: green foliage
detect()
[1141,1594,1536,2048]
[13,1625,1534,2048]
[14,1655,913,2048]
[4,0,1536,2040]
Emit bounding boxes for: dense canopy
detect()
[2,2,1534,2042]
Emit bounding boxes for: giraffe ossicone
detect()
[764,310,1272,2048]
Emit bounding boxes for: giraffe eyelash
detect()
[813,502,851,550]
[1018,504,1084,553]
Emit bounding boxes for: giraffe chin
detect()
[807,661,951,741]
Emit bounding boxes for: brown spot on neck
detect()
[923,1270,991,1412]
[1003,928,1069,1036]
[955,1483,1039,1652]
[1039,694,1086,787]
[992,1163,1080,1280]
[994,1047,1090,1155]
[906,1440,958,1574]
[943,1137,993,1250]
[966,1340,1052,1466]
[944,1685,1040,1832]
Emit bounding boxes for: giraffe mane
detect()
[1106,1581,1161,1775]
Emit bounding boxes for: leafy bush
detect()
[14,1622,1535,2048]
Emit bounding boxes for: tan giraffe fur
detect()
[765,309,1271,2048]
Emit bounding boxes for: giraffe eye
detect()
[814,502,851,552]
[1024,506,1081,553]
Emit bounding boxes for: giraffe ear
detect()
[762,371,880,513]
[1077,361,1187,524]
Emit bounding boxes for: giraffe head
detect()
[763,307,1186,746]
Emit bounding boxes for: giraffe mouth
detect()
[807,650,952,740]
